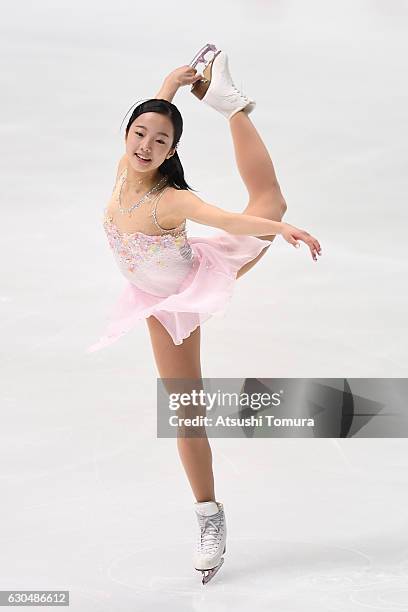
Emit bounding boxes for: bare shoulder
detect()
[115,154,128,181]
[160,186,195,227]
[166,187,198,205]
[166,187,202,211]
[165,186,205,211]
[165,188,231,229]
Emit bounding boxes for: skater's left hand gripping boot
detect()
[194,500,227,584]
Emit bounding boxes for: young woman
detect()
[86,44,321,583]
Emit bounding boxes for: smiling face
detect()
[125,112,176,172]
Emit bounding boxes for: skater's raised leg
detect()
[228,111,288,278]
[190,47,287,279]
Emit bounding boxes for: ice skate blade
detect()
[197,556,224,585]
[191,50,222,101]
[188,43,218,69]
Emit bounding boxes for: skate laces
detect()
[229,80,249,102]
[197,511,223,553]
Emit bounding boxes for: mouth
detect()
[135,153,151,164]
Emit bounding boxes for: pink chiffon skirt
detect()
[85,232,272,352]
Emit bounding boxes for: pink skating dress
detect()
[86,168,272,352]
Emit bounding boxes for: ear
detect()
[166,147,176,159]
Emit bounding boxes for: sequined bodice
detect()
[103,168,195,297]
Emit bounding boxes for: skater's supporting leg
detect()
[146,315,215,503]
[228,111,287,278]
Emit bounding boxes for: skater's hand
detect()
[280,222,322,261]
[165,65,203,88]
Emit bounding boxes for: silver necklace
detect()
[118,173,168,217]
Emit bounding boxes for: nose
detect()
[141,138,152,152]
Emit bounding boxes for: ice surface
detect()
[1,0,407,609]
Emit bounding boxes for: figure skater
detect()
[86,43,322,583]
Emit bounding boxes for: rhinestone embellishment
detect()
[103,218,193,271]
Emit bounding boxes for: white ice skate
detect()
[189,43,255,120]
[194,500,227,585]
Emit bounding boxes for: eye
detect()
[135,131,165,144]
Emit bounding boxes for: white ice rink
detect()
[1,0,408,610]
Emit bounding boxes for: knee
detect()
[273,185,287,217]
[177,432,210,445]
[280,197,288,218]
[245,189,287,224]
[264,186,288,219]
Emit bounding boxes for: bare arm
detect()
[176,190,282,236]
[174,191,322,260]
[154,77,179,102]
[154,66,203,102]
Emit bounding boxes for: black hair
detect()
[119,98,196,192]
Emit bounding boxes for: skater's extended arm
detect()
[154,78,179,102]
[176,190,282,235]
[175,191,322,260]
[154,66,203,101]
